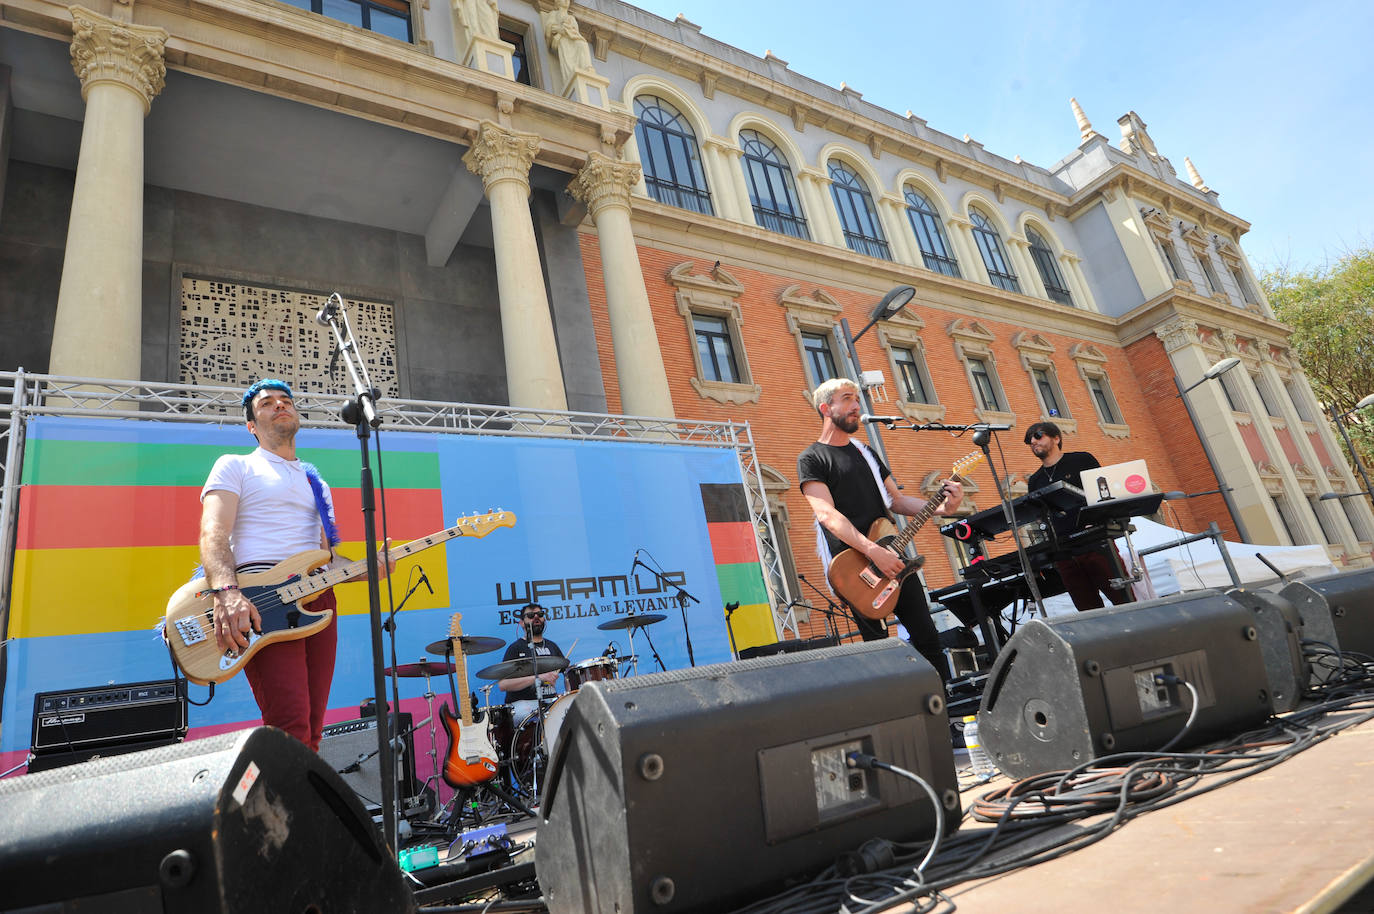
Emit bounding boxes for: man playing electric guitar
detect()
[798,378,962,681]
[198,378,393,751]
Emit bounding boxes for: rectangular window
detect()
[801,331,839,387]
[1218,370,1245,412]
[290,0,413,40]
[499,27,532,86]
[1159,239,1184,281]
[1271,495,1300,546]
[1199,254,1222,295]
[1229,264,1256,304]
[693,314,740,383]
[968,357,1006,412]
[1252,374,1281,418]
[1087,375,1122,424]
[1309,497,1340,545]
[893,347,931,404]
[1032,367,1065,418]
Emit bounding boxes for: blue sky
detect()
[628,0,1373,276]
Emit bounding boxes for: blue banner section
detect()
[435,436,741,703]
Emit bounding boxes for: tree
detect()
[1262,247,1374,470]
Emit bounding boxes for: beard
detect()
[834,411,860,434]
[526,619,546,638]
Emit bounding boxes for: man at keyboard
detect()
[1025,421,1134,611]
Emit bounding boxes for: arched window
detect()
[828,160,890,260]
[969,207,1020,292]
[634,95,713,215]
[1026,227,1073,306]
[739,130,809,240]
[903,187,960,278]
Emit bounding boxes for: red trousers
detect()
[244,591,339,751]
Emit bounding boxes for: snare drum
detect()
[565,656,617,691]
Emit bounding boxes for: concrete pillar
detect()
[879,193,918,266]
[49,6,167,379]
[568,152,675,418]
[947,216,985,283]
[1005,235,1040,298]
[462,121,568,410]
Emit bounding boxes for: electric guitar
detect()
[164,510,516,684]
[827,452,985,620]
[439,613,500,788]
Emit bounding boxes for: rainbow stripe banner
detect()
[2,416,770,782]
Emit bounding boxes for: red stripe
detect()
[707,521,759,565]
[17,486,444,549]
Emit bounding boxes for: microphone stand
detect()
[723,601,740,658]
[319,292,399,854]
[380,568,431,820]
[795,573,858,642]
[632,557,699,667]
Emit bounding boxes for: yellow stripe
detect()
[10,543,452,638]
[728,603,777,651]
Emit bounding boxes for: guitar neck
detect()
[286,522,473,598]
[888,487,949,555]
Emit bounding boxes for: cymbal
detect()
[596,613,667,631]
[475,655,570,681]
[385,660,457,678]
[425,635,506,657]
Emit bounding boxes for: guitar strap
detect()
[300,463,341,548]
[813,440,892,593]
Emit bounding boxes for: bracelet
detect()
[196,584,240,598]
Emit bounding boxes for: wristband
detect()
[197,584,240,598]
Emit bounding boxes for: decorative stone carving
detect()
[541,0,594,92]
[68,5,168,112]
[462,121,539,190]
[568,151,640,217]
[1153,317,1200,353]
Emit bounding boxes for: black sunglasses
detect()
[1029,431,1049,441]
[524,612,546,620]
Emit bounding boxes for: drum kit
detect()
[384,611,667,818]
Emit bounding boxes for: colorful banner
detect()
[1,416,771,785]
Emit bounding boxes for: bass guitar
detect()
[164,510,516,684]
[827,452,984,620]
[439,612,500,788]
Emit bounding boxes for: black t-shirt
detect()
[1028,451,1100,535]
[500,637,564,702]
[797,440,891,558]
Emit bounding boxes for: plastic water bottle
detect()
[962,715,996,781]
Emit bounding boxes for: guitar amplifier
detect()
[319,713,420,811]
[31,679,188,761]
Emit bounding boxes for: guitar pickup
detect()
[859,567,882,587]
[173,617,207,646]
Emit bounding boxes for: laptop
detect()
[1079,459,1152,505]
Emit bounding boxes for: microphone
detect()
[315,292,342,326]
[417,567,434,596]
[859,414,902,425]
[628,548,640,581]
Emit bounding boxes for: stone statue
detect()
[542,0,593,90]
[455,0,499,42]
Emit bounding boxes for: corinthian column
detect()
[49,6,167,379]
[463,121,568,410]
[569,152,674,418]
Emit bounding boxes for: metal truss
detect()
[0,370,794,641]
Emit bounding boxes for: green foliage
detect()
[1263,249,1374,467]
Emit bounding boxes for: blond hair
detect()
[812,377,858,414]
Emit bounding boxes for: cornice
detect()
[6,0,636,171]
[1115,284,1294,350]
[1064,164,1251,239]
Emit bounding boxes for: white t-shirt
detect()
[201,448,336,566]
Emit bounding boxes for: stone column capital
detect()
[68,5,168,113]
[462,121,540,192]
[1154,317,1201,354]
[568,151,641,217]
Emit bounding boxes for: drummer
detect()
[497,603,565,719]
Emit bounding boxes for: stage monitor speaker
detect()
[318,712,419,811]
[1225,587,1309,712]
[536,639,958,914]
[0,726,414,914]
[978,590,1273,780]
[1280,568,1374,674]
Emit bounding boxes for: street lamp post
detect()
[837,285,916,469]
[1174,356,1251,543]
[1328,393,1374,505]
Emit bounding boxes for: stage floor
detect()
[929,715,1374,914]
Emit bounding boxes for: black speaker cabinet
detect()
[978,590,1273,780]
[1280,568,1374,674]
[1225,587,1308,712]
[536,639,957,914]
[0,726,414,914]
[318,712,419,811]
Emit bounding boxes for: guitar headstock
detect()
[449,612,464,640]
[455,510,518,538]
[952,450,987,478]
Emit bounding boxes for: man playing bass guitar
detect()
[198,378,392,751]
[798,378,962,681]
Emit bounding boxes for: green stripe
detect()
[20,439,439,488]
[714,562,769,605]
